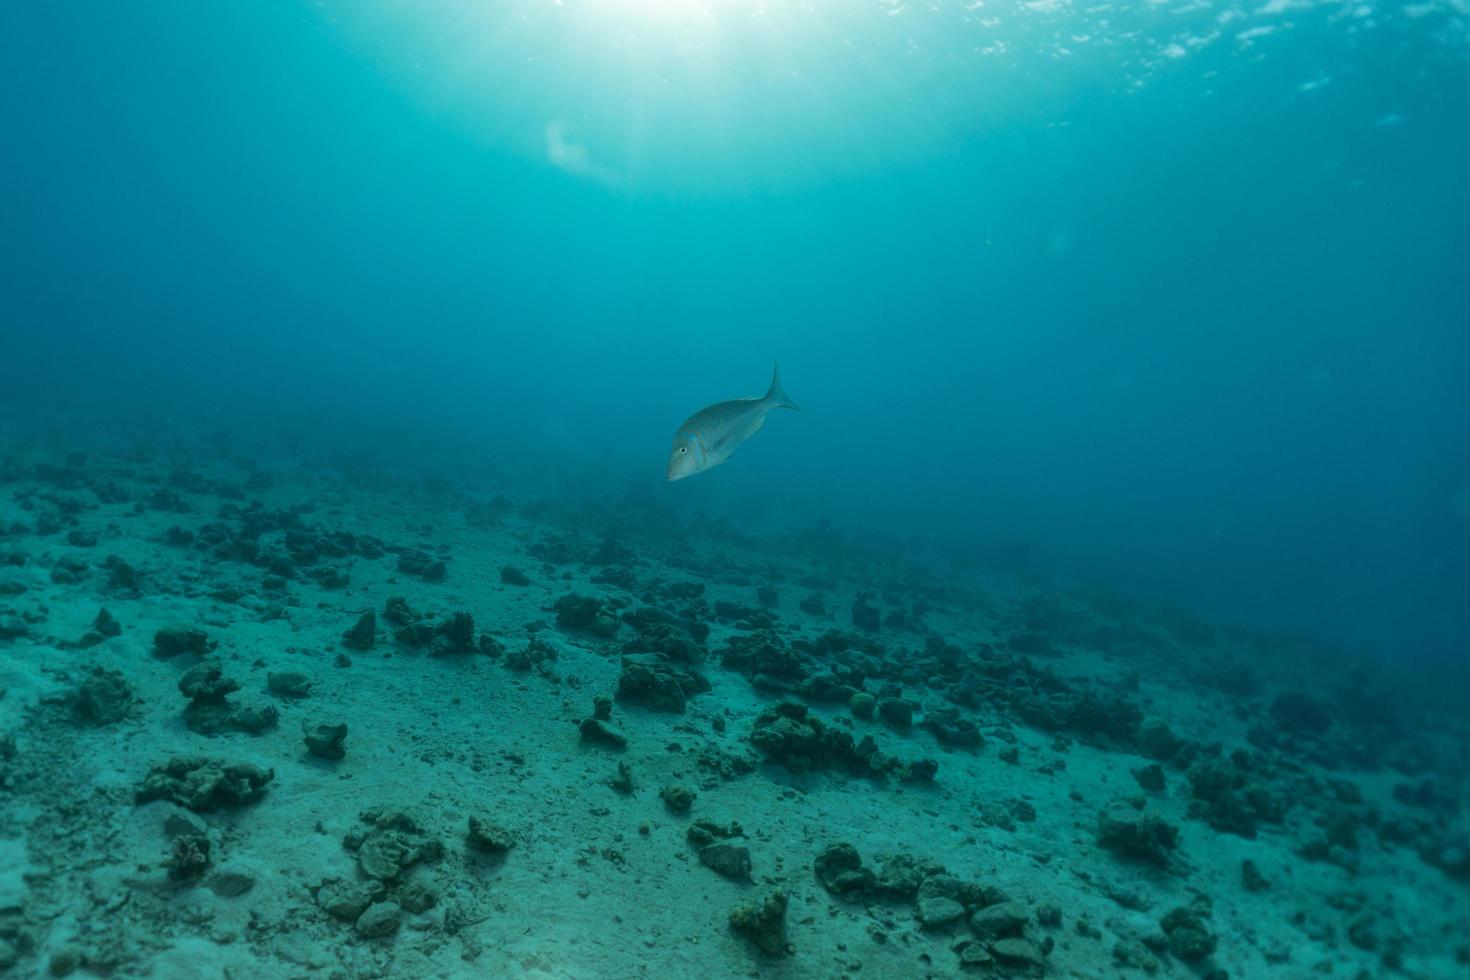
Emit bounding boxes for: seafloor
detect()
[0,427,1466,980]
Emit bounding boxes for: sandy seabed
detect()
[0,426,1466,980]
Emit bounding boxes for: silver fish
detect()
[666,364,801,482]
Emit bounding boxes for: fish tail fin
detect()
[766,362,801,412]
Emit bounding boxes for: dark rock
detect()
[136,756,274,812]
[661,784,696,813]
[168,834,211,882]
[579,717,628,748]
[1096,801,1179,867]
[399,879,438,914]
[316,879,386,921]
[728,890,789,956]
[500,566,530,586]
[267,671,312,698]
[699,842,752,880]
[814,842,874,897]
[989,938,1044,973]
[616,653,707,713]
[429,612,477,656]
[153,627,211,658]
[305,723,348,760]
[75,667,136,725]
[971,900,1030,940]
[354,900,401,938]
[397,550,447,583]
[1160,906,1216,961]
[93,608,122,638]
[179,661,240,703]
[922,706,984,748]
[850,692,876,720]
[917,895,966,928]
[1007,631,1054,656]
[877,698,916,729]
[1135,717,1180,760]
[555,593,617,636]
[466,816,514,853]
[342,610,376,650]
[1132,762,1166,793]
[1241,858,1269,892]
[208,869,256,898]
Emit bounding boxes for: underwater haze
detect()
[2,2,1470,978]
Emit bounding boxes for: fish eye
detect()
[678,447,688,454]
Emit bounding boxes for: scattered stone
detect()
[661,784,696,814]
[616,653,707,713]
[814,843,875,897]
[579,717,628,748]
[917,896,967,929]
[208,869,256,898]
[466,815,514,853]
[75,667,137,725]
[1132,762,1166,793]
[266,671,312,698]
[350,809,446,880]
[304,722,348,760]
[355,900,402,938]
[93,607,122,638]
[728,890,789,956]
[1135,718,1180,761]
[989,937,1044,973]
[342,610,376,651]
[1160,905,1217,961]
[136,756,274,812]
[1096,801,1179,867]
[154,627,211,658]
[699,842,753,880]
[970,901,1030,938]
[399,879,438,914]
[317,878,387,921]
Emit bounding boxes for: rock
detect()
[317,879,386,921]
[208,869,256,898]
[397,550,447,583]
[399,879,438,914]
[849,691,876,720]
[354,900,401,938]
[616,653,706,713]
[728,890,789,956]
[136,756,274,812]
[154,627,211,658]
[877,698,915,728]
[466,816,514,853]
[970,901,1029,938]
[93,608,122,637]
[1132,762,1166,792]
[609,761,636,795]
[266,671,312,697]
[578,718,628,748]
[75,667,136,725]
[342,610,376,650]
[1160,906,1216,961]
[304,723,348,760]
[917,896,967,929]
[179,661,239,703]
[699,842,752,880]
[661,784,696,814]
[168,834,211,882]
[500,566,530,586]
[989,937,1044,972]
[1135,718,1180,760]
[429,612,477,655]
[1097,802,1179,867]
[814,842,874,897]
[47,945,85,977]
[1241,858,1269,892]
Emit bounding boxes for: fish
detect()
[666,364,801,482]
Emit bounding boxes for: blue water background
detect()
[3,2,1467,666]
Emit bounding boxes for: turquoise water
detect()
[6,2,1466,662]
[1,7,1469,975]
